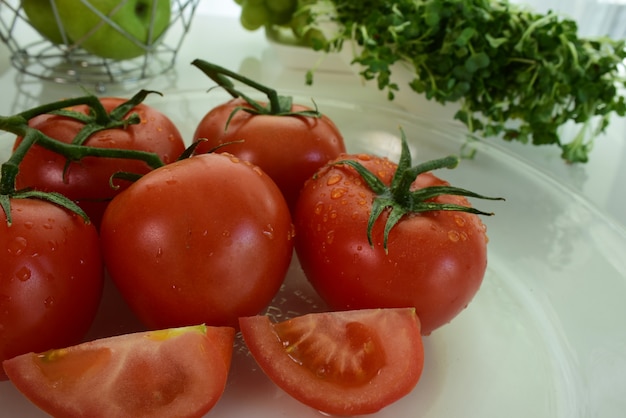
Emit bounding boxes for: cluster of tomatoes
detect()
[0,60,496,417]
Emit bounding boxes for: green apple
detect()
[21,0,68,44]
[55,0,171,60]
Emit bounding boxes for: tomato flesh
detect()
[239,308,424,416]
[2,325,235,418]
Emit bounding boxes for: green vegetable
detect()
[237,0,626,163]
[238,0,297,30]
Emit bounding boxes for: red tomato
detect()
[0,199,103,380]
[2,324,235,418]
[100,153,294,330]
[294,152,490,335]
[193,97,346,211]
[239,308,424,416]
[13,97,186,228]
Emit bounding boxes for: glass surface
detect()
[1,90,625,417]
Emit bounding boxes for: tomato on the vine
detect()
[239,308,424,416]
[294,133,500,335]
[193,97,345,210]
[100,152,294,330]
[13,94,186,228]
[0,198,103,380]
[192,59,346,211]
[3,324,235,418]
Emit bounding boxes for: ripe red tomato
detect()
[193,97,346,211]
[294,150,491,335]
[13,97,186,228]
[239,308,424,416]
[0,199,103,380]
[3,324,235,418]
[100,153,294,330]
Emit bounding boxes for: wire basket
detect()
[0,0,200,91]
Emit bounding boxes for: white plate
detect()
[2,90,626,417]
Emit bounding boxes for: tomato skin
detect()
[2,324,235,418]
[0,199,103,380]
[100,153,294,330]
[193,97,346,211]
[14,98,186,228]
[294,153,489,335]
[239,308,424,416]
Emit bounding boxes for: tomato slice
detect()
[2,325,235,418]
[239,308,424,416]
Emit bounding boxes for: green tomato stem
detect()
[191,59,322,118]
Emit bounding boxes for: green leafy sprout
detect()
[247,0,626,164]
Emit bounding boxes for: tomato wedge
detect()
[2,325,235,418]
[239,308,424,416]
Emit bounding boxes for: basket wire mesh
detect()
[0,0,200,91]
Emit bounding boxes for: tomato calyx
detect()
[48,89,162,147]
[0,187,91,227]
[192,59,322,120]
[333,129,504,250]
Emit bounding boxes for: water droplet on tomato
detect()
[252,166,264,176]
[16,266,31,282]
[263,224,275,240]
[23,221,34,229]
[331,187,347,199]
[448,230,461,242]
[326,174,342,186]
[48,240,57,251]
[356,154,371,161]
[316,365,330,378]
[43,223,53,230]
[155,247,164,259]
[44,296,55,308]
[326,230,335,244]
[7,236,27,256]
[454,215,466,227]
[314,203,324,215]
[229,156,241,164]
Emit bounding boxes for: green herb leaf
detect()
[289,0,626,164]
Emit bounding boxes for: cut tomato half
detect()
[239,308,424,416]
[2,324,235,418]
